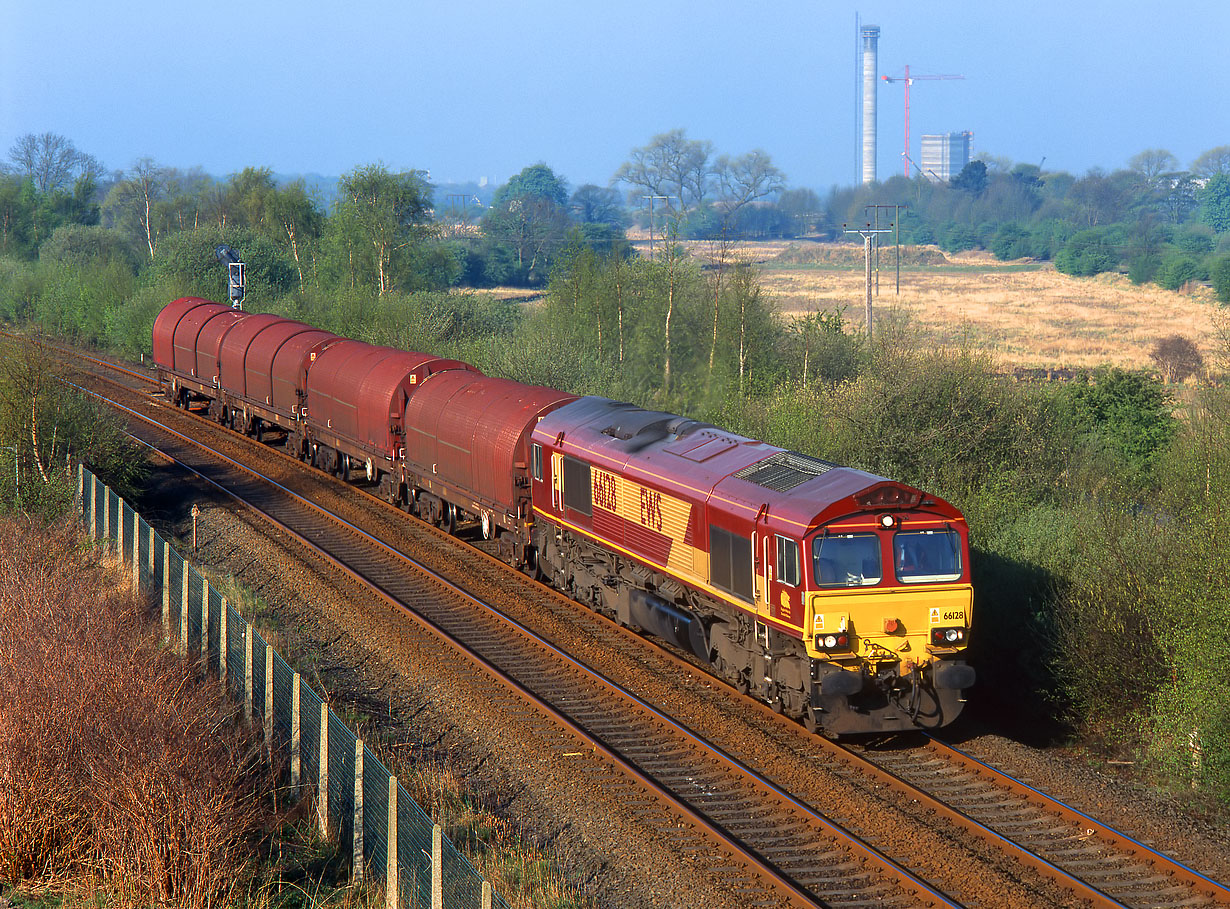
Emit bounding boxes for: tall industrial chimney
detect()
[861,25,880,185]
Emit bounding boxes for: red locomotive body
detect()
[529,397,974,733]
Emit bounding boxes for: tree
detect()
[1191,146,1230,179]
[612,129,714,210]
[482,164,574,285]
[1212,255,1230,303]
[492,164,568,208]
[1069,169,1129,226]
[224,166,276,230]
[569,184,626,226]
[101,158,172,260]
[265,180,324,285]
[776,187,824,237]
[1150,336,1203,384]
[1128,148,1179,185]
[714,150,785,220]
[331,164,433,294]
[1200,174,1230,233]
[950,160,988,195]
[7,133,101,195]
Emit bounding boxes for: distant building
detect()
[919,131,973,182]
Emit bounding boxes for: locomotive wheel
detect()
[340,456,350,482]
[254,420,264,443]
[441,502,457,535]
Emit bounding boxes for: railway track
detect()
[29,334,1230,907]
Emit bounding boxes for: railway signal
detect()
[214,245,246,309]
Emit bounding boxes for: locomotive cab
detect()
[799,489,975,734]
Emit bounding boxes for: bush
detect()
[1127,253,1162,285]
[1155,253,1204,291]
[1055,227,1119,276]
[1210,254,1230,303]
[0,519,269,904]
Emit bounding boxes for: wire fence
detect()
[79,466,507,909]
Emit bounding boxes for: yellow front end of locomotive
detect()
[805,585,972,666]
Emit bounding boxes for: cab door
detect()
[753,507,773,621]
[550,451,564,514]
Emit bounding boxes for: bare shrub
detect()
[0,517,270,907]
[1149,334,1204,383]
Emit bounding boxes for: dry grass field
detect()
[689,239,1223,373]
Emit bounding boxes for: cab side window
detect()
[531,443,543,481]
[776,535,800,587]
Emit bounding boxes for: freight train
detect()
[152,297,975,735]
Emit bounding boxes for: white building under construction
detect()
[919,131,973,182]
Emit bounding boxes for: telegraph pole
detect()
[865,203,908,295]
[844,222,893,343]
[643,195,671,260]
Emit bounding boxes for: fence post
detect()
[291,672,301,794]
[352,739,364,885]
[179,557,189,657]
[102,484,111,552]
[201,579,211,662]
[482,881,493,909]
[264,643,274,761]
[76,463,83,515]
[130,510,139,593]
[386,777,398,909]
[146,523,155,597]
[244,625,254,723]
[161,546,171,646]
[318,702,330,839]
[432,824,443,909]
[90,475,99,541]
[219,598,229,686]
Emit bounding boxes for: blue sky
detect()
[3,0,1227,192]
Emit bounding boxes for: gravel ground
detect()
[130,450,1230,906]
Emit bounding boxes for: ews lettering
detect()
[639,487,663,532]
[592,473,618,511]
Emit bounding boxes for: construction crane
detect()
[882,66,964,178]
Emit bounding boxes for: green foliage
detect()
[322,164,437,295]
[1174,226,1215,257]
[1056,368,1175,484]
[149,226,296,307]
[39,223,140,272]
[989,222,1026,260]
[1054,227,1120,276]
[1201,174,1230,233]
[1127,252,1162,285]
[0,340,143,516]
[950,160,989,195]
[492,164,569,208]
[1211,254,1230,303]
[1154,253,1204,290]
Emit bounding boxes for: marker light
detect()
[879,514,897,529]
[816,633,851,652]
[931,627,966,646]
